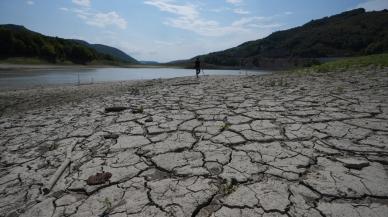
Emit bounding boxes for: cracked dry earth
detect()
[1,69,388,217]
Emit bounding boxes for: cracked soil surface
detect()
[1,69,388,217]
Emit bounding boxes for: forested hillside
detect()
[0,24,138,64]
[196,8,388,69]
[72,40,139,64]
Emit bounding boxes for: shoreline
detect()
[0,63,169,70]
[0,63,286,71]
[0,77,158,116]
[0,66,272,91]
[0,68,385,116]
[0,75,245,116]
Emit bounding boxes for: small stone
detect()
[205,162,223,175]
[145,117,153,122]
[86,172,112,185]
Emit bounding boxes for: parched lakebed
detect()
[1,69,388,217]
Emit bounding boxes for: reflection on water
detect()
[0,67,269,89]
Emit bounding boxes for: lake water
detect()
[0,67,269,89]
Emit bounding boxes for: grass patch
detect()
[220,182,237,195]
[132,105,144,114]
[0,57,53,65]
[293,53,388,74]
[220,122,231,132]
[336,86,344,93]
[98,197,112,210]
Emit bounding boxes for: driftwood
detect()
[42,142,77,194]
[198,135,204,143]
[171,82,200,86]
[104,106,128,113]
[103,134,119,139]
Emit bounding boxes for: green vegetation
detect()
[98,197,112,210]
[336,86,344,93]
[220,122,231,132]
[295,53,388,74]
[219,181,237,195]
[0,24,138,65]
[0,57,52,65]
[192,9,388,69]
[73,40,139,64]
[132,105,144,114]
[138,105,144,114]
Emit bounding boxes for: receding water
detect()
[0,67,269,89]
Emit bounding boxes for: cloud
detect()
[72,0,90,7]
[79,11,127,29]
[165,17,245,37]
[26,1,34,5]
[233,8,250,15]
[69,8,127,29]
[232,16,282,29]
[68,0,126,29]
[356,0,388,11]
[226,0,243,5]
[154,40,182,46]
[142,0,284,60]
[145,0,279,37]
[145,0,226,36]
[209,7,230,13]
[209,6,251,15]
[232,16,265,26]
[144,0,198,19]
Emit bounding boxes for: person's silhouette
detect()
[195,58,201,78]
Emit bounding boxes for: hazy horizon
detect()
[1,0,388,62]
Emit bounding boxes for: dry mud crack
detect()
[1,69,388,217]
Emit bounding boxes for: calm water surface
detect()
[0,67,269,89]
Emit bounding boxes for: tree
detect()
[70,45,94,64]
[0,29,14,57]
[41,43,56,62]
[13,39,27,55]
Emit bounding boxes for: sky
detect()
[0,0,388,62]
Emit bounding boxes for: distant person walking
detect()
[195,58,201,78]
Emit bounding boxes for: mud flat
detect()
[1,68,388,217]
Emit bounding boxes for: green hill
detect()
[91,44,138,64]
[0,24,138,65]
[194,8,388,69]
[72,40,138,64]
